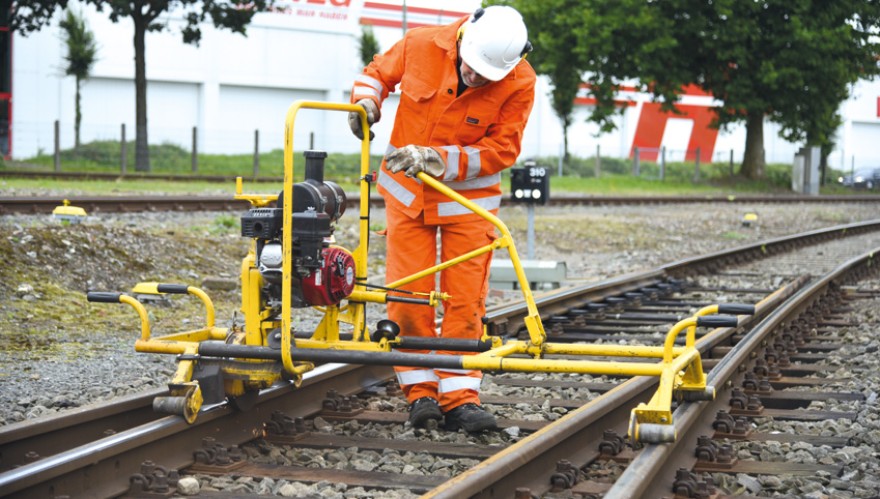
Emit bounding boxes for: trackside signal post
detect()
[493,160,564,289]
[509,160,549,258]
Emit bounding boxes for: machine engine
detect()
[240,150,355,308]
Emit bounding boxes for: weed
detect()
[721,231,748,240]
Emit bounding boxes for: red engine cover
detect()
[300,246,355,306]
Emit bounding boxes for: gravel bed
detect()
[1,202,879,496]
[707,288,880,498]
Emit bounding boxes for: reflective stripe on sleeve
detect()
[378,170,417,207]
[443,173,500,191]
[438,375,482,393]
[439,146,460,181]
[437,194,502,217]
[464,146,481,178]
[352,86,381,101]
[397,369,440,386]
[356,74,385,93]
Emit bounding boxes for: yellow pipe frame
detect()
[280,100,374,375]
[118,295,151,341]
[100,100,745,436]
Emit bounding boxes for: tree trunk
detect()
[74,77,81,150]
[819,144,832,185]
[133,10,150,172]
[563,123,570,166]
[741,111,765,179]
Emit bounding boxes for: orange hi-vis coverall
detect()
[351,16,536,412]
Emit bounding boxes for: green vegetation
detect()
[493,0,880,179]
[2,139,862,197]
[10,140,384,180]
[10,0,277,173]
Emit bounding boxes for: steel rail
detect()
[0,363,394,498]
[424,275,809,498]
[2,167,880,203]
[604,246,880,499]
[0,389,165,472]
[3,193,880,215]
[486,219,880,336]
[660,219,880,277]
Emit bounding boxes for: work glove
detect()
[386,145,447,178]
[348,99,379,140]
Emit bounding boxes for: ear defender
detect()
[458,7,485,41]
[521,40,533,59]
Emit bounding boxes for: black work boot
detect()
[408,397,442,429]
[443,403,498,432]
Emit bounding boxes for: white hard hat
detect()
[459,6,531,82]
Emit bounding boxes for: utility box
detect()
[792,146,820,195]
[489,259,567,290]
[510,161,549,205]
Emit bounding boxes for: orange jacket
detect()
[351,16,536,224]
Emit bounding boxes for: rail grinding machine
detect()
[88,101,754,443]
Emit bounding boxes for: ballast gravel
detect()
[2,200,880,498]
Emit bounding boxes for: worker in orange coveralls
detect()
[348,6,535,432]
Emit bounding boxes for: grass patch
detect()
[9,140,383,180]
[3,139,869,197]
[721,231,749,240]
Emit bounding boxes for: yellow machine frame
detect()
[88,101,750,443]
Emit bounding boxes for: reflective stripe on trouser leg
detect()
[395,368,440,403]
[437,367,483,412]
[386,204,441,402]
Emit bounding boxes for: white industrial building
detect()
[7,0,880,171]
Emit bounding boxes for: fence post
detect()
[660,146,666,180]
[729,149,734,176]
[693,147,701,182]
[191,126,198,173]
[594,144,601,178]
[253,129,260,177]
[54,120,61,172]
[121,124,127,175]
[633,147,640,176]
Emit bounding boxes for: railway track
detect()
[1,221,879,498]
[2,192,880,216]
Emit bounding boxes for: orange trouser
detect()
[384,203,496,412]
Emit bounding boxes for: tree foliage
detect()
[491,0,880,179]
[11,0,274,171]
[358,25,380,68]
[492,0,586,163]
[7,0,70,34]
[59,8,98,150]
[490,0,681,163]
[658,0,880,178]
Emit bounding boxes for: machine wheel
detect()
[634,423,677,444]
[678,386,715,402]
[153,385,203,424]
